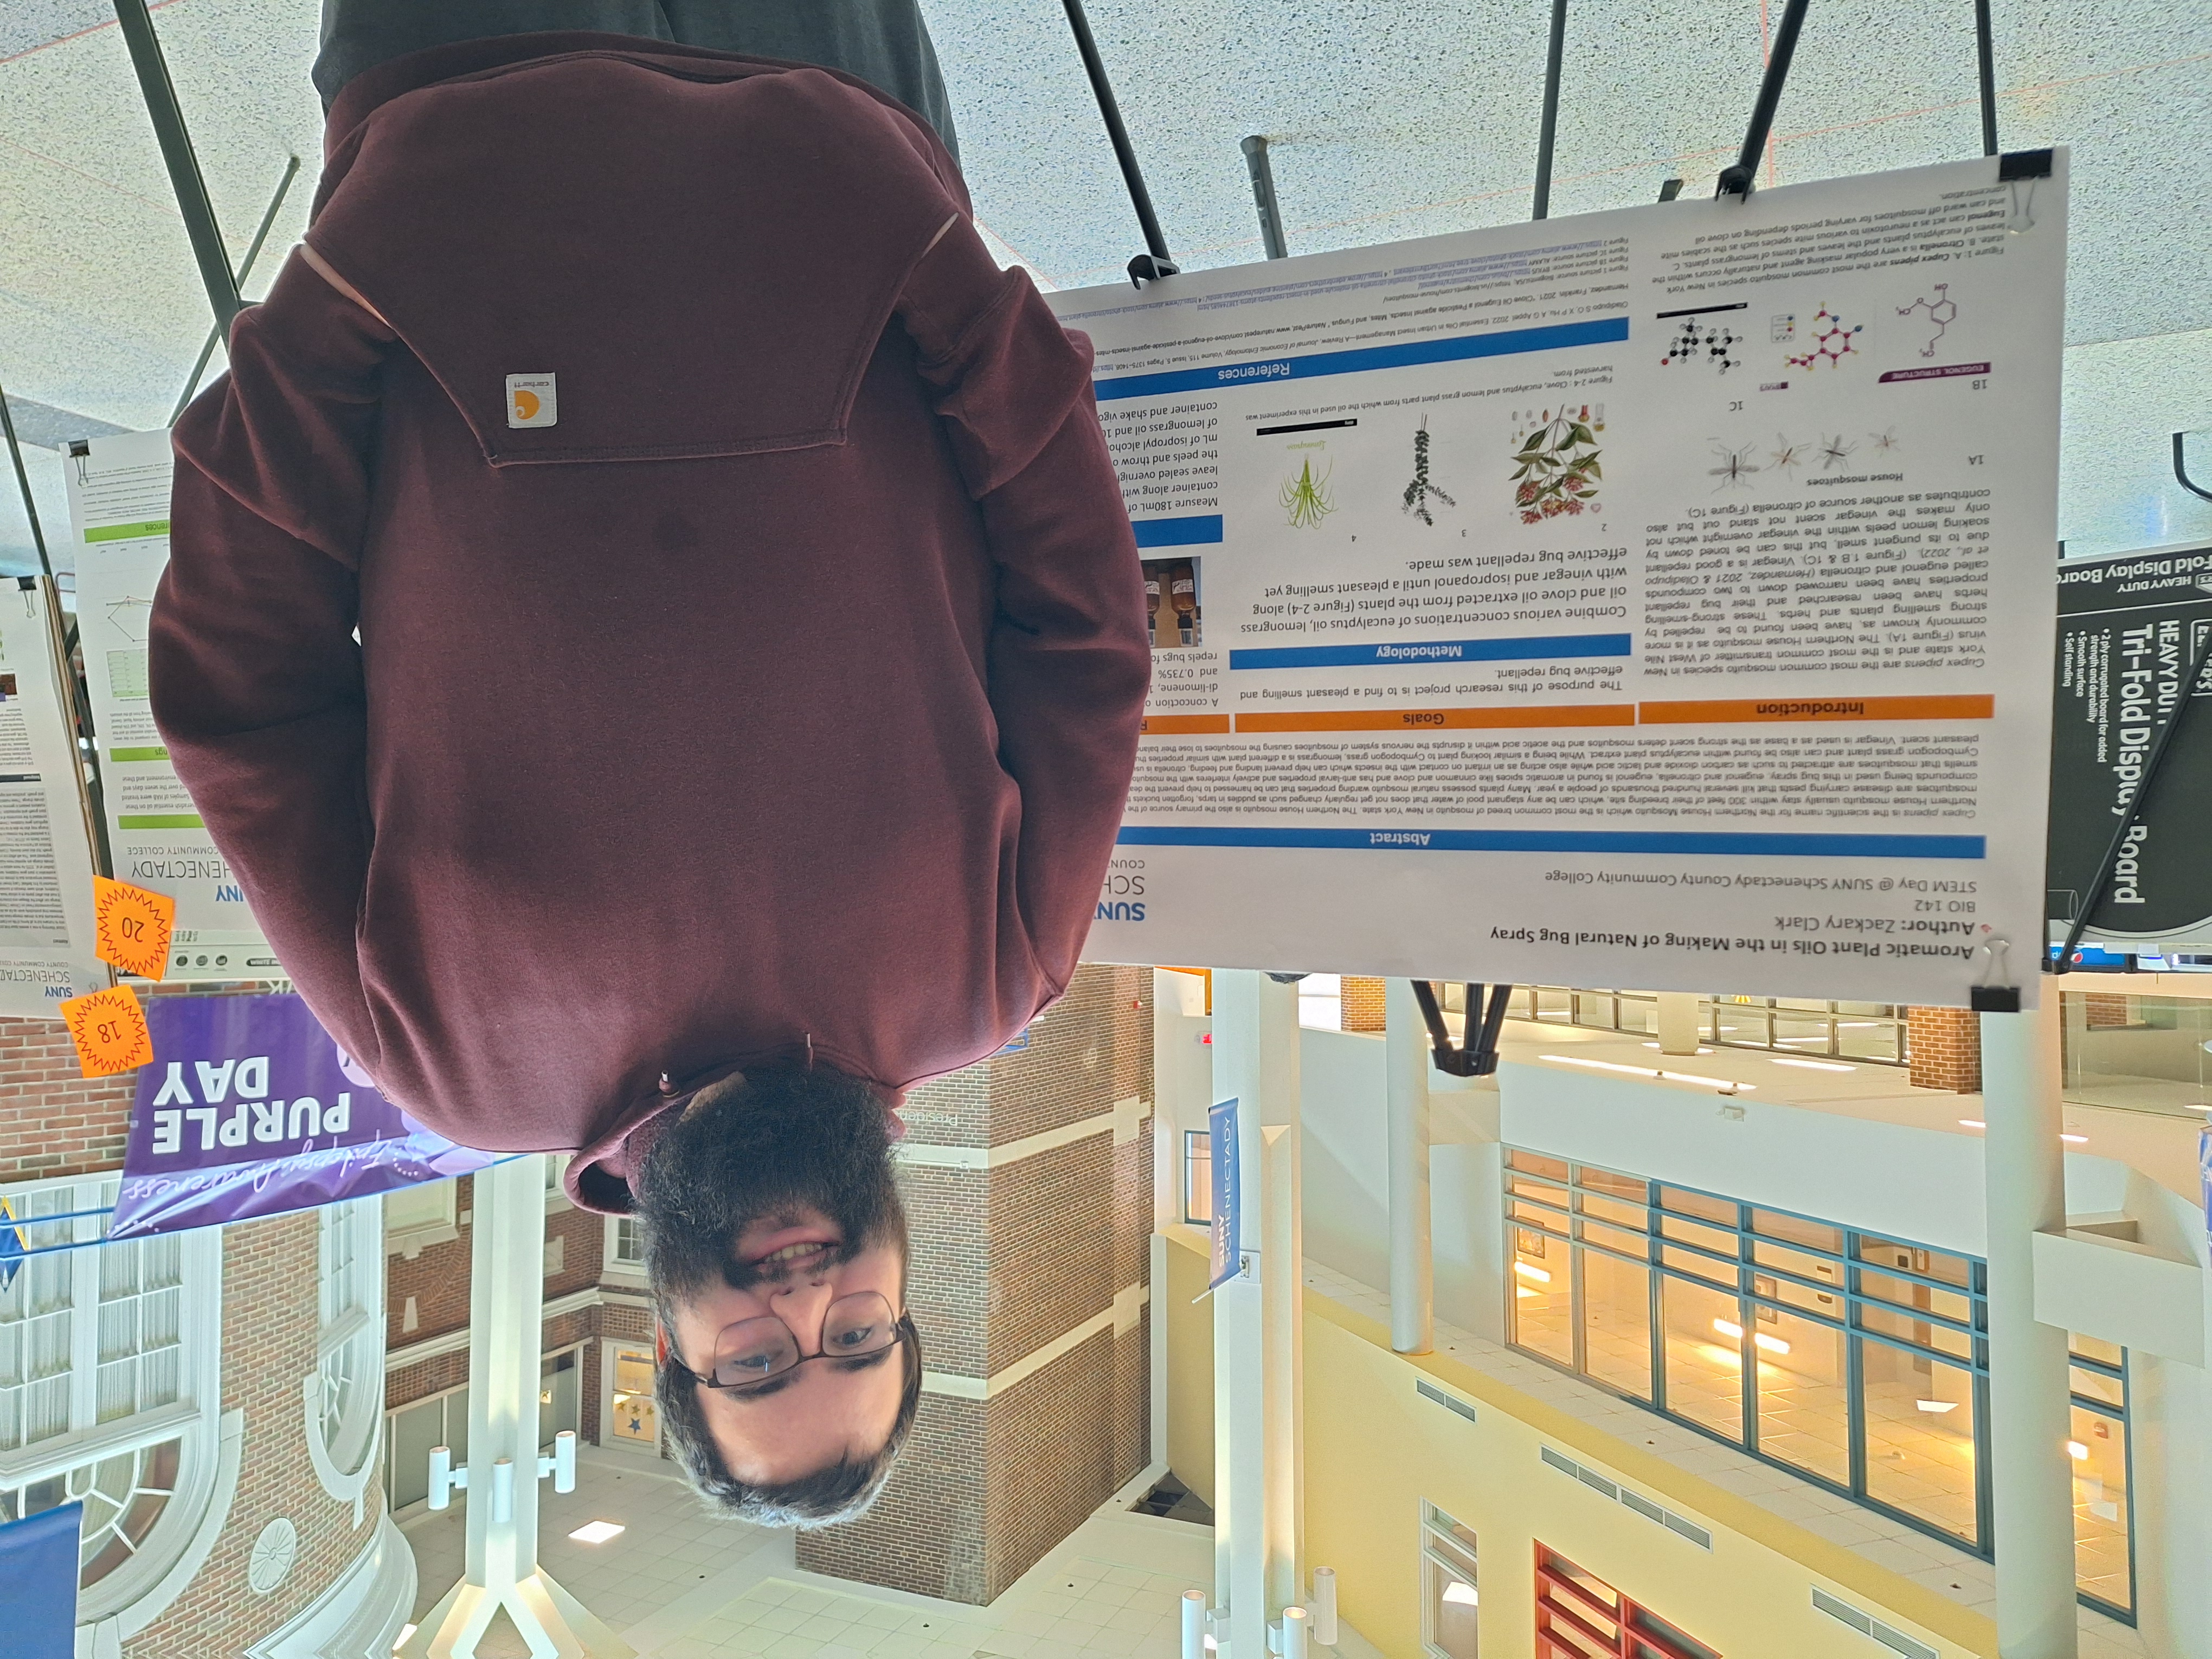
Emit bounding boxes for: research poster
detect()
[2048,543,2212,951]
[0,579,105,1014]
[64,429,276,979]
[1058,153,2068,1006]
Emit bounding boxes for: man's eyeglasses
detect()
[668,1291,914,1394]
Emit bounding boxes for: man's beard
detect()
[631,1065,905,1302]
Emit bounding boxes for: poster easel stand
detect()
[1057,0,1181,286]
[1241,136,1290,261]
[1409,981,1516,1078]
[112,0,243,335]
[2174,432,2212,503]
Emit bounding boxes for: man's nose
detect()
[770,1274,835,1354]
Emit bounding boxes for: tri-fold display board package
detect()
[1060,153,2071,1008]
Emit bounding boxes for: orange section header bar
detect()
[1638,695,1994,725]
[1140,714,1233,735]
[1236,704,1636,734]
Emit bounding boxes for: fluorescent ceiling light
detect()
[2067,1441,2090,1461]
[1442,1582,1480,1606]
[1915,1400,1959,1414]
[1957,1118,2088,1145]
[1713,1318,1745,1340]
[2060,1133,2088,1144]
[1514,1262,1553,1284]
[1642,1043,1715,1054]
[567,1521,626,1545]
[1540,1054,1752,1091]
[1752,1333,1791,1355]
[1772,1057,1856,1071]
[1959,1118,1986,1128]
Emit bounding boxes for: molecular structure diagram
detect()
[1896,284,1958,358]
[1785,305,1863,371]
[1708,442,1762,492]
[1662,315,1744,374]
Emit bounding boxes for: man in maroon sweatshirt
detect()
[150,30,1148,1525]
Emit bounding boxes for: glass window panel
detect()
[1860,1340,1979,1542]
[2070,1405,2131,1614]
[1751,1304,1850,1486]
[1508,1151,1570,1180]
[1658,1187,1737,1225]
[1661,1275,1746,1443]
[1576,1192,1650,1232]
[1184,1132,1212,1225]
[1579,1245,1654,1401]
[1510,1175,1571,1205]
[1512,1244,1573,1366]
[1837,1020,1902,1062]
[1542,1617,1614,1659]
[1426,1552,1480,1659]
[1513,1199,1571,1236]
[1576,1168,1649,1204]
[2070,1365,2125,1410]
[1577,1219,1650,1260]
[1660,1245,1738,1288]
[1757,1269,1846,1320]
[1427,1532,1478,1584]
[1629,1605,1723,1659]
[1752,1237,1843,1282]
[2069,1333,2123,1368]
[1659,1214,1740,1257]
[1541,1551,1619,1617]
[1749,1210,1842,1253]
[1856,1301,1977,1361]
[1855,1267,1975,1327]
[1771,1012,1835,1052]
[1854,1235,1975,1290]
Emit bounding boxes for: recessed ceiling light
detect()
[1916,1400,1959,1414]
[2060,1133,2088,1144]
[1713,1318,1745,1340]
[1540,1054,1752,1091]
[2067,1441,2089,1461]
[1958,1119,1986,1129]
[568,1520,626,1545]
[1514,1262,1552,1284]
[1772,1057,1856,1071]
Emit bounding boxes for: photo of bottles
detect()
[1142,557,1203,649]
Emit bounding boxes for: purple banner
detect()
[107,993,498,1240]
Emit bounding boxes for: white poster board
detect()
[64,429,276,979]
[0,578,105,1013]
[1059,155,2067,1007]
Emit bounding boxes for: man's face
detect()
[663,1205,908,1484]
[632,1064,913,1500]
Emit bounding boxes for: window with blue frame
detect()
[1503,1150,2134,1621]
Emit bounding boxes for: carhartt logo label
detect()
[506,374,557,428]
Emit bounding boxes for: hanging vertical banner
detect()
[0,577,106,1014]
[106,992,498,1239]
[63,429,276,980]
[2047,543,2212,951]
[1208,1096,1240,1289]
[0,1501,82,1659]
[1056,153,2068,1007]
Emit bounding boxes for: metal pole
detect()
[111,0,241,335]
[0,378,55,583]
[1715,0,1812,197]
[1532,0,1569,220]
[171,155,300,425]
[1978,1002,2081,1659]
[1057,0,1179,282]
[1973,0,2000,157]
[1385,979,1435,1354]
[1241,136,1290,260]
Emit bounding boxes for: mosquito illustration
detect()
[1708,442,1761,492]
[1768,434,1806,477]
[1867,426,1900,453]
[1818,432,1858,470]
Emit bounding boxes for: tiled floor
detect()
[1301,1260,2153,1659]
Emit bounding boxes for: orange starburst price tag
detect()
[58,986,153,1078]
[93,876,176,980]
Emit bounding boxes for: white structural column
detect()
[1655,992,1702,1056]
[405,1156,630,1659]
[1979,998,2080,1659]
[1385,979,1434,1355]
[1210,970,1303,1659]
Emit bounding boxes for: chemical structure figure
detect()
[1662,315,1744,374]
[1401,414,1457,525]
[1707,442,1761,492]
[1896,283,1957,358]
[1818,432,1857,471]
[1785,305,1863,371]
[1768,434,1806,477]
[1280,456,1336,529]
[1867,425,1900,454]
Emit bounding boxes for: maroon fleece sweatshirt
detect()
[150,34,1148,1211]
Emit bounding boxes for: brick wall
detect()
[130,1212,384,1656]
[1906,1005,1982,1092]
[798,964,1153,1603]
[1340,976,1387,1033]
[2079,992,2133,1030]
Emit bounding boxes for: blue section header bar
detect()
[1230,633,1631,670]
[1094,316,1630,402]
[1115,827,1986,859]
[1132,514,1225,549]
